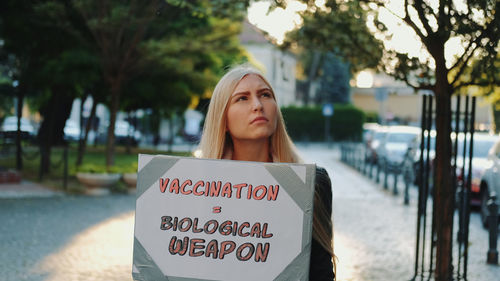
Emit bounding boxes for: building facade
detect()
[351,72,493,129]
[239,20,297,107]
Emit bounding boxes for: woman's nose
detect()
[252,97,263,111]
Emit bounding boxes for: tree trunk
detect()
[125,112,132,154]
[79,93,88,141]
[106,81,121,167]
[76,97,97,166]
[15,87,24,171]
[37,90,74,174]
[493,103,500,134]
[167,114,175,153]
[433,52,453,281]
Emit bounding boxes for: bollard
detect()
[487,193,498,265]
[352,146,355,167]
[363,154,369,176]
[369,159,373,179]
[383,161,389,189]
[357,148,362,172]
[363,157,368,175]
[404,178,410,205]
[341,144,345,162]
[393,169,399,195]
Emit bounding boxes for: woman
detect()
[197,64,336,280]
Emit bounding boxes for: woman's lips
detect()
[251,116,269,124]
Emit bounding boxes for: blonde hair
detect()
[197,64,336,274]
[197,64,302,163]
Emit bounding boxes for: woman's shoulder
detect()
[314,165,332,209]
[315,166,332,188]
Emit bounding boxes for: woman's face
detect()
[226,74,278,143]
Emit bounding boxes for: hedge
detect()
[281,104,365,142]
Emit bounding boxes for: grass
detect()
[0,144,192,193]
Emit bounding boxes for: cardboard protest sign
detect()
[132,154,316,281]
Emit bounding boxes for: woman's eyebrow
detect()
[231,91,250,97]
[231,87,271,96]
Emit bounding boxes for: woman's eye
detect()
[262,92,272,98]
[236,96,247,102]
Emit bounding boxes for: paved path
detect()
[0,180,63,199]
[299,143,499,281]
[0,144,498,281]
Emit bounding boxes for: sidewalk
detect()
[0,180,62,199]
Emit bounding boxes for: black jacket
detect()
[309,167,335,281]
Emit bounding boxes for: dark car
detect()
[1,116,36,140]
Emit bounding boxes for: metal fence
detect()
[0,134,68,190]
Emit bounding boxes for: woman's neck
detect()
[231,138,271,162]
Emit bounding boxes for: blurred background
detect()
[0,0,498,281]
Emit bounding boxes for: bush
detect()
[364,111,379,123]
[75,163,121,174]
[281,104,365,142]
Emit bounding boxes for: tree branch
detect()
[118,1,157,77]
[454,80,500,90]
[449,42,481,86]
[403,0,428,44]
[392,67,434,91]
[413,0,435,36]
[437,0,448,34]
[450,16,498,86]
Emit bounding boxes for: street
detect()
[0,144,498,281]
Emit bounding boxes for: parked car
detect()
[364,125,387,164]
[377,125,421,173]
[114,120,142,146]
[455,133,498,207]
[402,130,436,186]
[95,120,142,146]
[0,116,36,139]
[479,136,500,228]
[64,120,81,141]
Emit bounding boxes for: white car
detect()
[1,116,36,139]
[479,135,500,228]
[64,120,81,141]
[376,125,421,172]
[455,133,498,208]
[114,120,142,146]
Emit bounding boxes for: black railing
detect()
[0,135,68,190]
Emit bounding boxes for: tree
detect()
[0,0,92,172]
[0,51,15,119]
[70,0,160,167]
[368,2,498,279]
[459,53,500,132]
[283,0,499,280]
[71,0,249,167]
[281,0,384,104]
[318,53,351,104]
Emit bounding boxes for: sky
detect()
[247,1,307,45]
[247,0,467,84]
